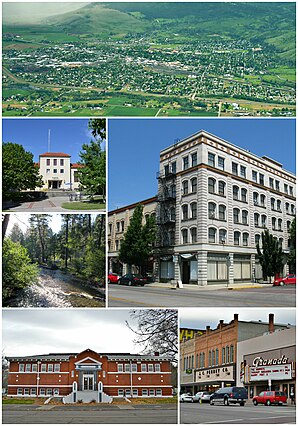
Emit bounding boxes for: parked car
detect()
[108,273,120,284]
[193,391,211,403]
[118,273,147,286]
[273,274,296,286]
[209,387,248,406]
[180,393,194,402]
[253,391,287,406]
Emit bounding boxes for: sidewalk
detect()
[146,281,272,291]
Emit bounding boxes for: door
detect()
[52,181,58,189]
[182,261,190,284]
[83,374,94,391]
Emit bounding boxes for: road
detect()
[180,402,296,424]
[2,403,177,424]
[108,284,296,307]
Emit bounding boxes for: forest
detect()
[2,214,105,307]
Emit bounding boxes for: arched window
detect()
[208,202,216,219]
[241,188,247,202]
[208,351,212,367]
[285,202,289,213]
[212,350,215,366]
[253,192,259,205]
[260,194,266,207]
[278,218,282,230]
[170,184,176,198]
[233,185,239,200]
[182,204,188,220]
[242,210,248,225]
[208,228,216,244]
[190,227,197,243]
[222,347,225,364]
[233,208,240,224]
[191,178,197,193]
[230,345,234,363]
[287,221,291,232]
[261,214,267,228]
[243,232,249,246]
[255,234,261,246]
[254,213,260,227]
[215,349,219,365]
[272,217,276,230]
[208,178,215,194]
[182,180,188,195]
[234,231,240,246]
[191,202,197,219]
[226,346,230,362]
[181,229,188,244]
[219,204,226,221]
[218,181,226,196]
[170,207,176,221]
[271,197,275,210]
[277,200,281,211]
[219,229,227,243]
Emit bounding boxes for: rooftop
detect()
[39,152,71,158]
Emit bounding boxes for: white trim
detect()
[103,385,172,388]
[9,371,69,374]
[8,385,72,388]
[107,371,171,374]
[75,357,102,365]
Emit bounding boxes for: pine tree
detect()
[256,229,284,282]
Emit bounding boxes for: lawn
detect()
[3,398,36,404]
[61,201,106,211]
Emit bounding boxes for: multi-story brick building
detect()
[108,197,157,275]
[157,130,296,285]
[37,152,82,191]
[180,314,291,395]
[7,348,173,403]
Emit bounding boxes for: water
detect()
[7,268,105,308]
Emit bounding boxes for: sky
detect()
[3,119,91,164]
[108,118,296,211]
[2,309,144,357]
[180,308,296,330]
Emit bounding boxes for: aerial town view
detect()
[2,2,296,117]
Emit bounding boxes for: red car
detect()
[253,391,287,406]
[273,274,296,286]
[108,273,120,284]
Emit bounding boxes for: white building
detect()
[156,130,296,285]
[38,152,82,191]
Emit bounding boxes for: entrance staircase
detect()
[63,390,113,404]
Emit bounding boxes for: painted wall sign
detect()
[195,365,234,383]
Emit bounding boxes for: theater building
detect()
[156,130,295,285]
[7,348,173,403]
[37,152,82,191]
[237,325,296,402]
[180,314,291,395]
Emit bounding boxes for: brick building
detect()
[180,314,291,395]
[7,348,173,403]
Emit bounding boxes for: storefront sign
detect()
[250,364,292,381]
[253,355,288,367]
[195,365,234,383]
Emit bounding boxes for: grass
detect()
[61,201,106,211]
[112,397,177,405]
[3,398,36,404]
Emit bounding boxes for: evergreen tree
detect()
[9,223,24,245]
[288,217,296,273]
[256,229,284,282]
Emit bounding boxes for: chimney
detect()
[269,313,274,333]
[218,320,224,330]
[234,314,239,324]
[206,325,210,335]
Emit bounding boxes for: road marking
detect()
[204,414,295,423]
[109,296,160,307]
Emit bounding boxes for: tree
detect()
[119,205,156,273]
[256,229,284,282]
[288,217,296,273]
[78,119,106,199]
[9,223,24,245]
[3,238,39,302]
[126,309,178,363]
[3,142,43,196]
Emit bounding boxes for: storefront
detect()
[194,364,236,394]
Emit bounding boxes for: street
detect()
[108,284,296,307]
[180,402,296,424]
[2,403,177,424]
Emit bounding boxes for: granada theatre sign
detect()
[253,355,288,367]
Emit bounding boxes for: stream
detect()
[7,267,105,308]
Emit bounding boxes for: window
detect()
[142,389,148,397]
[148,364,154,372]
[259,174,264,185]
[289,186,293,196]
[40,388,45,396]
[31,388,37,396]
[218,205,226,221]
[25,364,31,372]
[141,364,147,372]
[125,389,131,397]
[208,153,215,167]
[208,178,215,194]
[234,231,240,246]
[156,389,162,397]
[182,229,188,244]
[54,389,59,396]
[254,213,260,227]
[73,171,79,182]
[191,152,197,167]
[19,364,24,372]
[277,200,281,211]
[215,349,219,365]
[182,205,188,220]
[252,170,258,182]
[218,156,225,170]
[53,159,57,166]
[233,208,240,224]
[208,228,216,243]
[60,169,64,174]
[275,180,280,191]
[240,165,246,178]
[208,202,216,219]
[46,169,50,174]
[261,214,267,228]
[149,389,155,396]
[272,217,276,230]
[191,227,197,243]
[48,364,53,372]
[260,194,265,207]
[169,230,175,246]
[255,234,261,246]
[171,161,176,174]
[253,192,259,205]
[279,238,283,248]
[230,345,234,363]
[291,204,295,215]
[182,180,188,195]
[241,188,247,202]
[271,198,275,210]
[133,389,138,397]
[131,364,137,372]
[155,364,161,372]
[164,164,169,175]
[17,388,22,395]
[125,364,130,372]
[32,364,37,372]
[41,364,46,372]
[191,178,197,193]
[222,347,225,364]
[242,210,248,225]
[46,159,50,166]
[233,185,239,200]
[232,162,238,175]
[118,389,124,397]
[269,177,274,188]
[170,184,176,198]
[243,232,249,246]
[285,202,289,213]
[54,364,60,372]
[218,181,225,196]
[219,229,227,243]
[121,220,125,232]
[47,389,52,396]
[115,240,119,250]
[278,218,282,231]
[24,388,30,396]
[183,156,189,170]
[191,202,197,219]
[53,169,57,174]
[284,184,288,194]
[60,159,64,166]
[118,364,123,372]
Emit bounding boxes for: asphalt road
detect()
[180,402,296,424]
[2,404,177,424]
[108,284,296,307]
